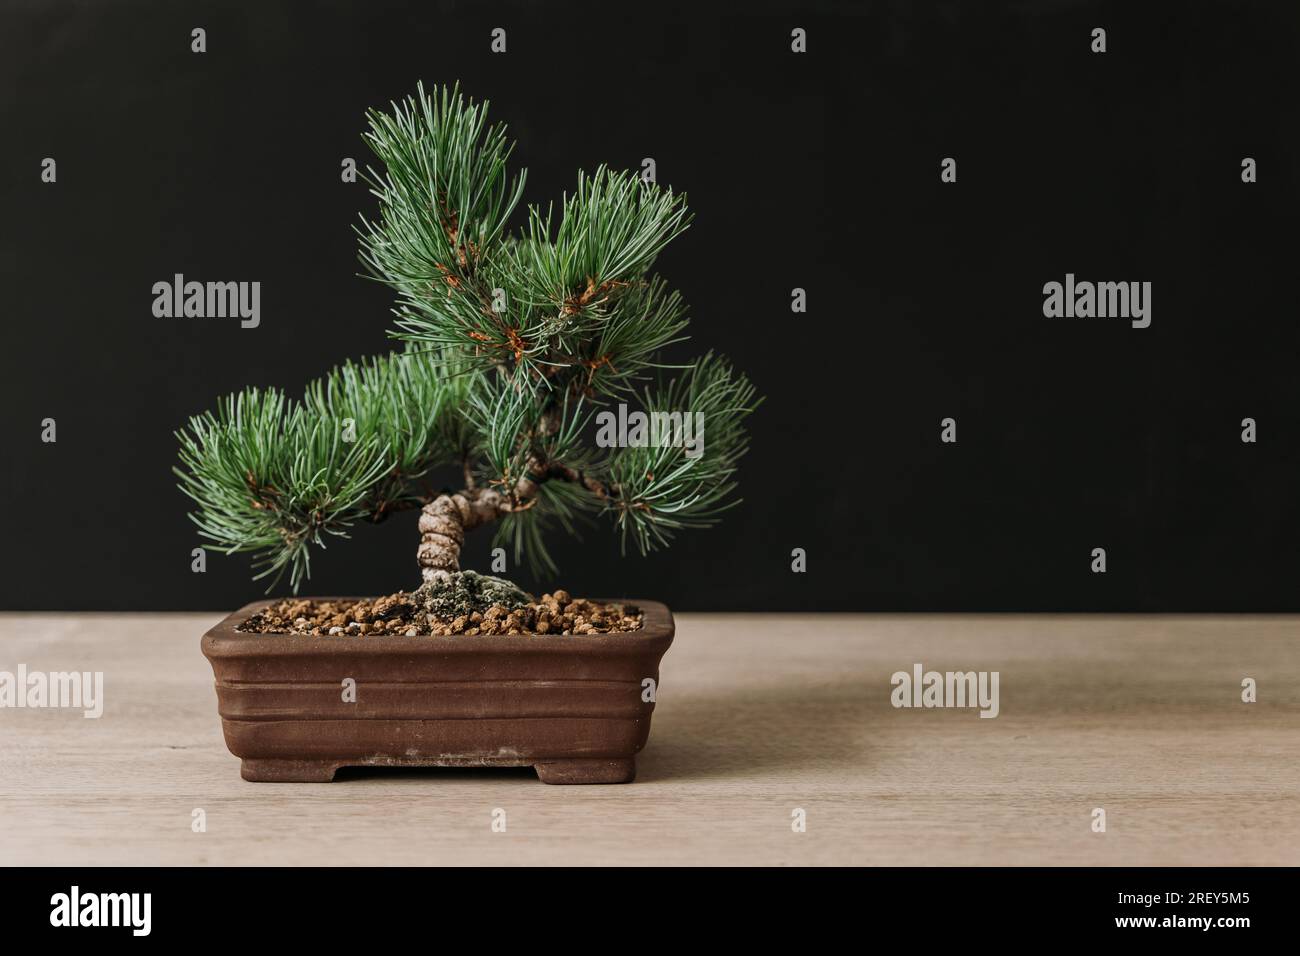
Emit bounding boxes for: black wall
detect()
[3,0,1299,611]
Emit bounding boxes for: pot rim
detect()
[202,597,674,659]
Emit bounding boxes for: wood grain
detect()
[1,612,1297,866]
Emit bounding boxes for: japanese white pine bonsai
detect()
[176,83,757,613]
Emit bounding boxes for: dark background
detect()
[3,0,1299,612]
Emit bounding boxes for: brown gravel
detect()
[238,589,643,637]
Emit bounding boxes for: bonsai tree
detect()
[175,83,758,602]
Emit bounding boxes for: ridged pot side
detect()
[202,599,674,784]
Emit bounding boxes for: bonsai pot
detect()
[201,599,674,784]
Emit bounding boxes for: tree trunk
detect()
[416,489,510,583]
[416,461,613,583]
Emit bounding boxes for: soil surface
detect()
[239,589,643,636]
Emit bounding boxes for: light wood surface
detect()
[1,612,1297,866]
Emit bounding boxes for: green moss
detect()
[415,570,533,619]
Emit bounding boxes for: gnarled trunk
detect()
[416,488,512,583]
[416,461,614,583]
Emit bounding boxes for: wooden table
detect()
[1,613,1296,866]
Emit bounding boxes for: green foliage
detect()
[606,354,759,554]
[356,81,525,346]
[175,348,474,589]
[510,165,691,315]
[359,85,693,402]
[495,478,600,578]
[177,83,759,589]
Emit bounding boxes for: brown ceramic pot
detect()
[201,599,674,784]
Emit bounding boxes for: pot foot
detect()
[534,757,636,785]
[241,758,340,782]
